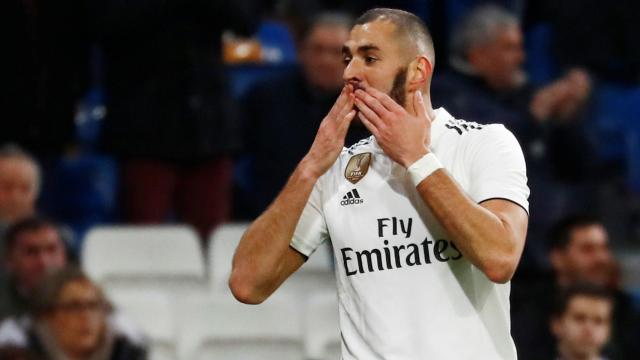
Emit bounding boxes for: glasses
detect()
[53,300,107,314]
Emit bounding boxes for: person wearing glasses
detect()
[0,266,146,360]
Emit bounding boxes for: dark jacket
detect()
[91,1,259,161]
[238,69,369,218]
[0,0,89,155]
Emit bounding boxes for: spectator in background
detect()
[431,4,594,269]
[511,215,640,360]
[90,1,260,238]
[0,217,68,320]
[0,0,89,157]
[524,0,640,84]
[0,146,41,265]
[0,266,146,360]
[238,12,369,218]
[550,284,614,360]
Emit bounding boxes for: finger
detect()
[363,83,405,113]
[328,86,350,118]
[336,93,355,122]
[413,90,428,121]
[337,109,357,134]
[355,89,390,121]
[357,111,381,138]
[354,97,385,128]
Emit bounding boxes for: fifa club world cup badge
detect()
[345,153,372,184]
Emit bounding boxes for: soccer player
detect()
[230,8,529,359]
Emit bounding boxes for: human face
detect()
[554,225,613,286]
[7,227,67,292]
[300,25,350,91]
[0,158,38,223]
[468,24,525,91]
[45,280,107,359]
[342,20,412,109]
[552,295,612,358]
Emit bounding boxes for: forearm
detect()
[230,159,318,298]
[416,170,521,283]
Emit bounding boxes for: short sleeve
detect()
[290,177,329,257]
[467,125,530,213]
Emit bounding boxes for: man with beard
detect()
[230,8,529,359]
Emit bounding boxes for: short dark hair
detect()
[3,216,61,254]
[29,265,112,317]
[552,282,614,318]
[355,8,435,65]
[548,214,603,251]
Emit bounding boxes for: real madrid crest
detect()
[345,152,372,184]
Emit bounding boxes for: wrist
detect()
[406,152,443,187]
[297,157,323,181]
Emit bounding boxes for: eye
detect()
[365,56,378,64]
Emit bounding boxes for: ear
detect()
[407,55,432,91]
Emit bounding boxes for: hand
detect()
[354,85,431,168]
[300,85,357,178]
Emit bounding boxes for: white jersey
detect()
[291,107,529,359]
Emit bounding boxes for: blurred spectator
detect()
[0,217,68,320]
[0,266,146,360]
[550,284,614,360]
[0,0,89,156]
[525,0,640,84]
[431,4,595,269]
[0,146,40,236]
[89,1,260,238]
[238,12,370,218]
[511,215,640,359]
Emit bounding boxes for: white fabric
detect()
[291,108,529,360]
[407,152,444,186]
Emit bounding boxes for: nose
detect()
[343,58,363,84]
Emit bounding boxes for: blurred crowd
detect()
[1,0,640,359]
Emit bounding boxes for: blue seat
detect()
[38,154,119,250]
[589,83,640,191]
[257,20,297,64]
[525,23,558,87]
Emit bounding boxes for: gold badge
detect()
[345,153,372,184]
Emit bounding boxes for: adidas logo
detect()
[340,189,364,206]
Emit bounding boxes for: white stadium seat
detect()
[81,225,207,295]
[109,291,178,360]
[304,291,341,360]
[208,223,336,298]
[176,295,304,360]
[208,223,249,294]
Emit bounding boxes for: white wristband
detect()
[407,152,443,187]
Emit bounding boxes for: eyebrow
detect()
[342,43,381,55]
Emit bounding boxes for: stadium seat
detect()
[304,291,341,360]
[208,223,336,298]
[38,154,118,249]
[81,226,207,295]
[257,20,297,64]
[176,295,304,360]
[109,291,178,360]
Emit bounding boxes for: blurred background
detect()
[0,0,638,359]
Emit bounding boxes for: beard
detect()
[388,66,408,108]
